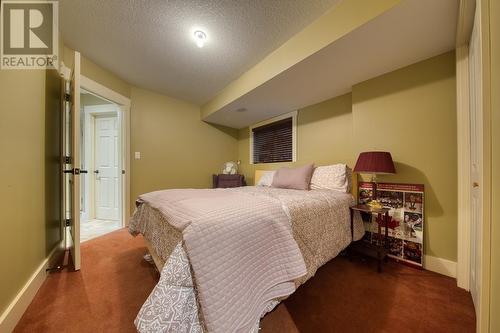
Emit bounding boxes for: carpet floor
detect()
[14,228,475,333]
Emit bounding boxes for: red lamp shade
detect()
[353,151,396,174]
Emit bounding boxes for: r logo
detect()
[1,1,58,69]
[10,7,50,49]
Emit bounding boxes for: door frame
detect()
[455,0,492,332]
[79,76,131,227]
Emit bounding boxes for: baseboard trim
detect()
[0,242,63,333]
[424,255,457,278]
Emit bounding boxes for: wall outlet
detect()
[134,152,141,160]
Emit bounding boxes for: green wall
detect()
[237,51,457,261]
[130,87,238,211]
[0,68,63,316]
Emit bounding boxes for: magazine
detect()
[358,182,424,267]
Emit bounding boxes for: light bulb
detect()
[193,30,207,48]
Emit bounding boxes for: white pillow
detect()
[310,164,352,193]
[256,171,275,187]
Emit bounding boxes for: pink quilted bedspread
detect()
[137,188,307,333]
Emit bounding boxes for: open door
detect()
[63,51,82,270]
[71,51,82,270]
[468,6,482,319]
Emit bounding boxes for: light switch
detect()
[134,152,141,160]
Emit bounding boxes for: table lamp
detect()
[353,151,396,208]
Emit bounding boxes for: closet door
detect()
[94,115,120,221]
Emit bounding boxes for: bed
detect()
[129,167,364,333]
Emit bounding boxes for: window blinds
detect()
[252,117,293,163]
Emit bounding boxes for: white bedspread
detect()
[130,187,364,333]
[131,188,307,333]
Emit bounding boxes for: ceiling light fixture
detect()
[193,30,207,48]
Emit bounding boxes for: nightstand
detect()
[349,204,390,272]
[212,174,246,188]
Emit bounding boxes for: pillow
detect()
[256,171,275,187]
[271,164,314,190]
[310,164,352,193]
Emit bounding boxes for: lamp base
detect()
[369,175,383,209]
[368,199,384,209]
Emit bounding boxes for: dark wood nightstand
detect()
[349,204,390,272]
[212,174,246,188]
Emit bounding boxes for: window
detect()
[250,112,297,164]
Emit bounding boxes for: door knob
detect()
[63,168,81,175]
[473,182,479,187]
[94,170,99,174]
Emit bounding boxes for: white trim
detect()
[70,51,82,270]
[249,111,297,164]
[424,255,457,278]
[60,61,71,81]
[456,44,471,291]
[476,1,492,331]
[0,243,63,333]
[455,0,476,47]
[79,76,131,226]
[83,104,119,114]
[80,76,131,107]
[122,104,131,225]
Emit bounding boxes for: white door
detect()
[94,116,119,220]
[468,6,482,318]
[65,51,81,270]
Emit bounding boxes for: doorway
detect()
[80,91,122,242]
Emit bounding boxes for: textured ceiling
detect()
[60,0,340,104]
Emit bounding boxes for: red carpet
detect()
[14,229,158,333]
[15,229,475,332]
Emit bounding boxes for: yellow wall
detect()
[0,68,62,315]
[237,52,457,261]
[489,0,499,330]
[352,52,457,261]
[130,87,238,210]
[238,93,354,184]
[63,46,131,98]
